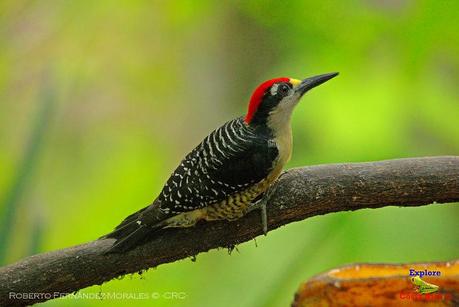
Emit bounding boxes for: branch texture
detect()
[1,156,458,306]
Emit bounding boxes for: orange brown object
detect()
[293,260,459,306]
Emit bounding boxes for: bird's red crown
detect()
[244,77,290,124]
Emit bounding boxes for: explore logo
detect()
[399,268,452,302]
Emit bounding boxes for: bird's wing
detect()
[103,118,278,253]
[158,117,279,214]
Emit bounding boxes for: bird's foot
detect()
[247,171,287,236]
[248,196,268,235]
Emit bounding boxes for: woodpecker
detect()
[103,72,338,252]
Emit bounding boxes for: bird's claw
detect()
[248,194,269,235]
[248,173,286,235]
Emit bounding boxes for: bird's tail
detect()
[100,200,169,253]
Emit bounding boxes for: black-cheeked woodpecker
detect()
[103,72,338,252]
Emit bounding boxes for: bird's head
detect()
[244,72,339,130]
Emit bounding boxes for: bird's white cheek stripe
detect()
[270,84,279,96]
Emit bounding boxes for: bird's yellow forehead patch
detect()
[289,78,302,87]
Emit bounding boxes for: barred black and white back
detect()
[159,117,277,214]
[103,117,279,252]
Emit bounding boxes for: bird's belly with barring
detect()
[204,170,282,221]
[163,169,283,227]
[163,184,267,228]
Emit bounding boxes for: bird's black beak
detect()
[296,72,339,96]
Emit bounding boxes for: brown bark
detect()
[0,156,458,306]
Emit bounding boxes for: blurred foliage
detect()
[0,76,54,263]
[0,0,458,306]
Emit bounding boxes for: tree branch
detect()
[1,156,458,306]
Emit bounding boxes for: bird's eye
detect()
[277,83,290,97]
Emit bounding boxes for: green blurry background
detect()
[1,0,458,306]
